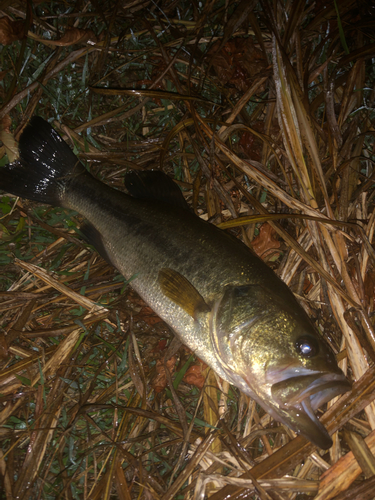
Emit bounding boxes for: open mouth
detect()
[271,373,351,449]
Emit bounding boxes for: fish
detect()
[0,116,351,449]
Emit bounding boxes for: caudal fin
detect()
[0,117,85,205]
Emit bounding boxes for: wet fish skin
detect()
[0,117,351,449]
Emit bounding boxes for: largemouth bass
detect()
[0,117,350,449]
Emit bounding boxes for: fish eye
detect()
[295,336,319,357]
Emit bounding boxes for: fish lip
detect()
[270,372,351,449]
[271,372,352,409]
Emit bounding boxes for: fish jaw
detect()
[223,360,351,449]
[268,370,351,449]
[217,361,350,449]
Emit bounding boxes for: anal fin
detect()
[79,223,113,265]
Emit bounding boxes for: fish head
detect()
[210,283,351,449]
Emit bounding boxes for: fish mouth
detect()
[270,372,351,449]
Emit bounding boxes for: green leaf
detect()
[334,0,350,55]
[14,374,31,386]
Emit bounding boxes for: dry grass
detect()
[1,0,375,498]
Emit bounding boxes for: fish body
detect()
[0,117,351,449]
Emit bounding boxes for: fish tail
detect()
[0,117,86,206]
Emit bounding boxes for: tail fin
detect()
[0,117,85,206]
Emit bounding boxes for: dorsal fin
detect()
[124,171,190,210]
[158,268,210,318]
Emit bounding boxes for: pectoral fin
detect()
[158,268,210,318]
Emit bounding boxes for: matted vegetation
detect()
[1,0,375,498]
